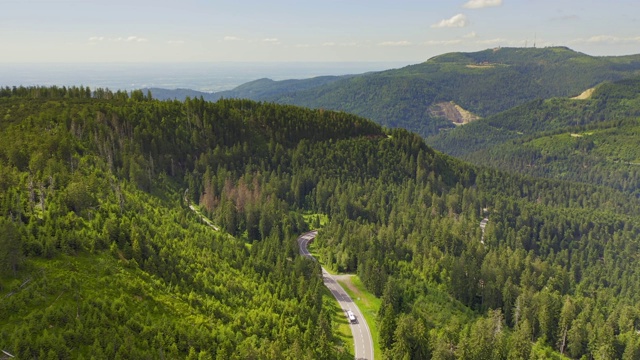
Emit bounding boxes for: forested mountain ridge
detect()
[146,75,350,103]
[150,47,640,138]
[215,75,353,100]
[264,47,640,138]
[0,87,388,359]
[3,86,640,359]
[428,77,640,195]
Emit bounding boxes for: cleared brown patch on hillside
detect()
[572,87,595,100]
[429,101,481,125]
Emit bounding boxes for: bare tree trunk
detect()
[559,327,567,355]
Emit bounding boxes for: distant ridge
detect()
[147,75,351,102]
[149,47,640,139]
[146,87,216,101]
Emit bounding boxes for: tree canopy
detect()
[2,86,640,359]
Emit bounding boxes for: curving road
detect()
[298,231,374,360]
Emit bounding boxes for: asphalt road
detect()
[297,231,375,360]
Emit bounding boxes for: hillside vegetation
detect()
[152,47,640,138]
[0,87,382,359]
[429,77,640,194]
[146,75,350,103]
[2,87,640,359]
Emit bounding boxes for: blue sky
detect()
[1,0,639,63]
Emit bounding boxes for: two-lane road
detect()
[298,231,374,360]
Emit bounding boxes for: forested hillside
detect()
[151,47,640,138]
[2,86,640,359]
[146,75,349,103]
[0,86,384,359]
[429,77,640,195]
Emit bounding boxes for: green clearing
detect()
[302,213,329,229]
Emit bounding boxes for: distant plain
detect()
[0,62,408,92]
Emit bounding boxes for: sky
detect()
[1,0,639,63]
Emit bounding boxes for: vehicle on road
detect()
[298,231,373,359]
[347,310,357,324]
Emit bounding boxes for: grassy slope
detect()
[336,276,382,360]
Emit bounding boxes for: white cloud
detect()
[431,14,468,28]
[587,35,618,43]
[88,35,147,43]
[463,31,477,39]
[126,36,147,42]
[589,35,640,43]
[263,38,279,42]
[463,0,502,9]
[378,40,412,46]
[322,42,336,46]
[570,35,640,45]
[476,38,507,45]
[424,39,463,46]
[224,36,242,41]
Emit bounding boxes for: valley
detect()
[3,46,640,359]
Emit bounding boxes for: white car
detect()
[347,310,357,324]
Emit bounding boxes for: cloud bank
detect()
[584,35,640,44]
[431,14,468,28]
[379,40,412,46]
[424,39,463,46]
[463,0,503,9]
[89,36,147,43]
